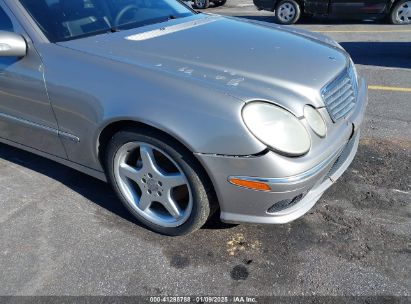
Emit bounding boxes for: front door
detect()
[0,2,66,158]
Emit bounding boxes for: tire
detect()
[214,0,227,6]
[194,0,210,9]
[275,0,301,25]
[105,127,215,236]
[389,0,411,24]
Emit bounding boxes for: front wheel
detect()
[194,0,210,9]
[390,0,411,24]
[105,128,215,236]
[275,0,301,25]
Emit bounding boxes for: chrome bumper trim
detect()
[228,143,344,188]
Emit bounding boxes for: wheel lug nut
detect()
[148,190,152,194]
[148,173,153,178]
[157,192,162,196]
[158,181,162,186]
[142,178,146,183]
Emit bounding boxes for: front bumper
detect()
[195,78,368,224]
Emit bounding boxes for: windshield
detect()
[19,0,194,42]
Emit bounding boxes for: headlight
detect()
[242,102,310,156]
[304,105,326,138]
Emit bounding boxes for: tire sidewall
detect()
[275,0,301,25]
[106,129,211,236]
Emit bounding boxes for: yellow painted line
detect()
[314,30,411,33]
[368,85,411,92]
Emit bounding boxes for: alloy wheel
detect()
[114,142,193,228]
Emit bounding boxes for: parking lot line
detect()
[368,85,411,92]
[314,30,411,33]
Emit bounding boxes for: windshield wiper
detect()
[109,27,121,33]
[59,27,120,42]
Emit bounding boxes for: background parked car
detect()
[253,0,411,24]
[192,0,227,9]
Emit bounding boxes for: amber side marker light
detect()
[229,178,271,191]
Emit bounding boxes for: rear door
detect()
[0,1,67,157]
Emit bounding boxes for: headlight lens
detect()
[242,102,310,156]
[304,105,326,138]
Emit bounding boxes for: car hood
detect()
[58,14,349,115]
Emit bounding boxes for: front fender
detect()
[39,44,266,172]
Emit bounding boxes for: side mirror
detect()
[0,31,27,57]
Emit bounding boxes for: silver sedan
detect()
[0,0,367,235]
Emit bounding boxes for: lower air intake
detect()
[267,193,304,213]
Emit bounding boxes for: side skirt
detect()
[0,137,107,182]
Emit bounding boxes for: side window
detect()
[0,6,14,32]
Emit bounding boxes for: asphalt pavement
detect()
[0,0,410,299]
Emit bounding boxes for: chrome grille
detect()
[321,65,358,122]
